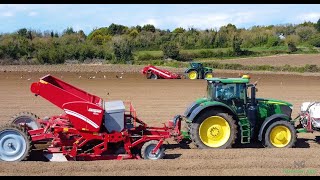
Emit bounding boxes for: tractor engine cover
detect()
[104,100,125,133]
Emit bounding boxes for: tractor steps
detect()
[239,118,251,144]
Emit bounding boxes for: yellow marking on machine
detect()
[93,132,98,135]
[82,128,89,131]
[39,80,48,84]
[63,128,68,132]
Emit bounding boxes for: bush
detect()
[136,53,163,61]
[288,42,298,53]
[113,38,134,63]
[0,48,3,59]
[36,49,49,64]
[309,36,320,47]
[304,64,318,72]
[48,48,65,64]
[266,36,280,47]
[104,52,113,60]
[177,52,195,61]
[161,42,180,59]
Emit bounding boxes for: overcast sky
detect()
[0,4,320,35]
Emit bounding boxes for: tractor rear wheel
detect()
[141,140,165,160]
[0,124,32,162]
[264,120,296,148]
[10,112,41,130]
[190,111,237,149]
[188,70,198,80]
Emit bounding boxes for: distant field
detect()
[207,54,320,67]
[136,47,230,56]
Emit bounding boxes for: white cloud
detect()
[140,18,159,27]
[28,11,38,16]
[169,12,256,30]
[1,12,14,17]
[297,12,320,22]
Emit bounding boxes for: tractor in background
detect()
[181,75,297,149]
[141,62,213,80]
[185,62,213,80]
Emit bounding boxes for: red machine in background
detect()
[141,65,182,79]
[0,74,183,162]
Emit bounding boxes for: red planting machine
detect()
[141,65,182,79]
[0,75,183,162]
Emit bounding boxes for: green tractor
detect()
[181,75,297,149]
[185,62,213,80]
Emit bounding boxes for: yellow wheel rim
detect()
[205,73,213,78]
[269,125,291,148]
[199,116,231,148]
[188,71,197,80]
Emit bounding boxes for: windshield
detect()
[214,83,246,101]
[207,82,213,100]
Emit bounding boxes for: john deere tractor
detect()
[181,75,297,149]
[185,62,213,80]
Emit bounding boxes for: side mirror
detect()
[255,88,258,92]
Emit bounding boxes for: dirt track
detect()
[0,65,320,176]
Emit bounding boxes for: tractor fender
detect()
[184,101,200,118]
[187,103,237,123]
[185,68,196,74]
[258,114,290,141]
[204,68,213,73]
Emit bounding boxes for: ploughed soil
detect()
[210,54,320,67]
[0,65,319,176]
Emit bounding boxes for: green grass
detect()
[244,46,288,52]
[135,50,163,56]
[134,46,319,62]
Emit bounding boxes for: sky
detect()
[0,4,320,35]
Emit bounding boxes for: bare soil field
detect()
[0,65,320,176]
[211,54,320,67]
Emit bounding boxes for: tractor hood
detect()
[256,98,293,107]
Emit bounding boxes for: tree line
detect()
[0,19,320,64]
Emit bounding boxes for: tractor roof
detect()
[206,77,250,84]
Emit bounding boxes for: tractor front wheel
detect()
[141,140,165,160]
[190,111,237,149]
[264,120,296,148]
[188,71,198,80]
[204,72,213,79]
[0,124,32,162]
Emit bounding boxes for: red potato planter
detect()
[141,65,182,79]
[0,74,183,162]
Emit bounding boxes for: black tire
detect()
[141,140,165,160]
[190,110,237,149]
[149,73,158,80]
[10,112,41,130]
[0,124,32,162]
[263,120,296,148]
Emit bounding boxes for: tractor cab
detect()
[206,75,251,115]
[190,62,203,69]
